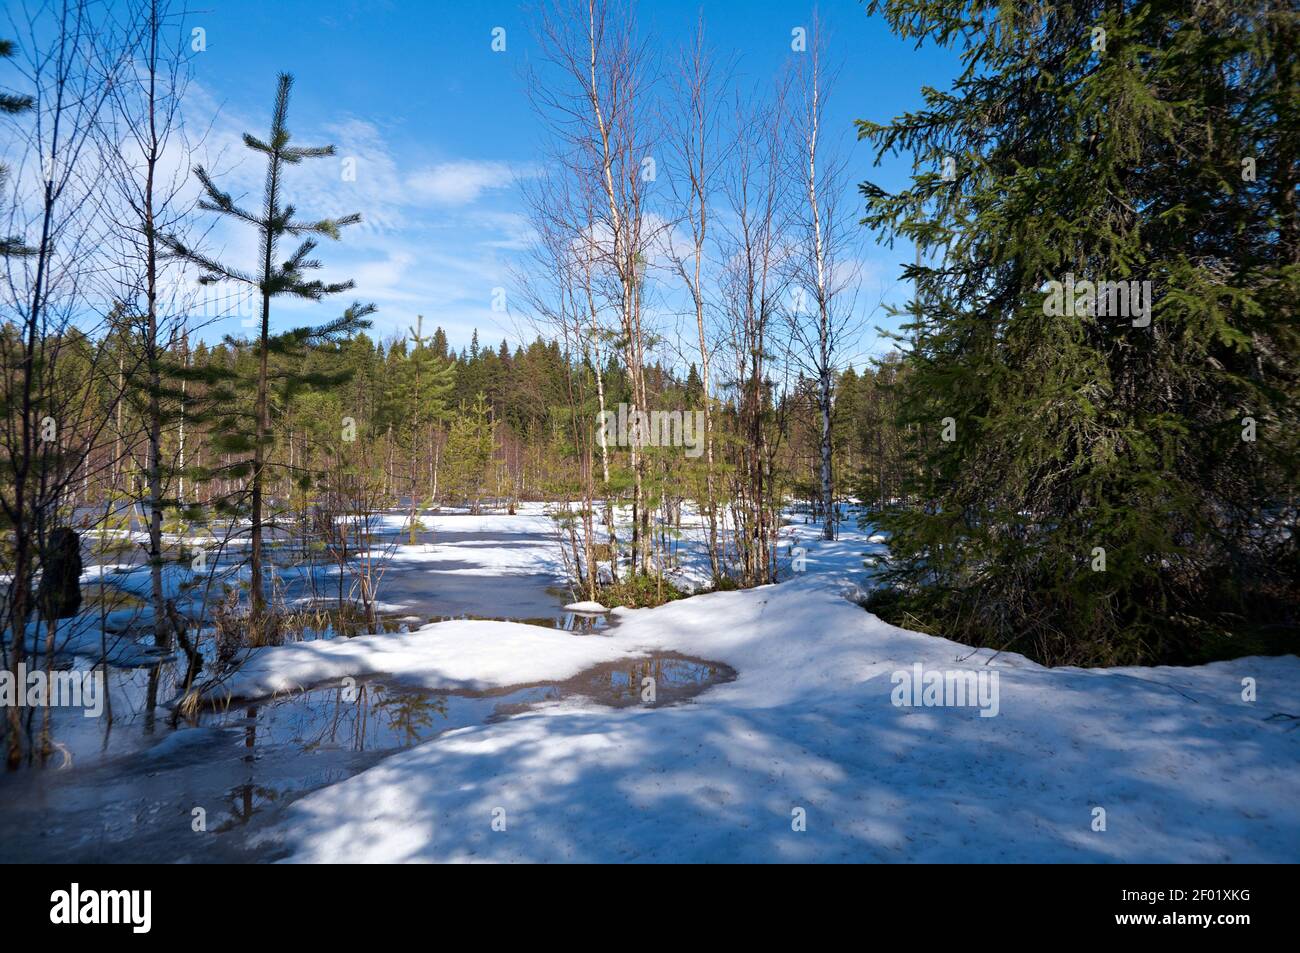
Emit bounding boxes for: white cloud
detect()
[474,211,537,251]
[406,160,517,205]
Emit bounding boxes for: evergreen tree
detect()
[685,363,703,405]
[163,73,373,629]
[443,393,495,514]
[395,315,454,536]
[431,326,449,360]
[857,1,1298,664]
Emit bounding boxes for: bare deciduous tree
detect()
[664,17,730,580]
[786,20,863,540]
[1,0,125,766]
[530,0,664,577]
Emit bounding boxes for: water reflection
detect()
[563,654,738,707]
[222,680,452,756]
[0,675,557,860]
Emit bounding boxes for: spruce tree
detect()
[857,1,1298,664]
[396,315,454,539]
[444,393,496,514]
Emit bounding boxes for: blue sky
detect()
[176,0,960,367]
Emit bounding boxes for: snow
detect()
[210,619,634,701]
[238,513,1300,862]
[382,535,566,577]
[7,612,172,667]
[365,505,557,538]
[563,601,609,613]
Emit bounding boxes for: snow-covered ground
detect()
[212,619,632,700]
[243,512,1300,863]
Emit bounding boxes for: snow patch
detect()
[210,618,636,701]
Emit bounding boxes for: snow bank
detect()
[563,601,608,613]
[210,619,636,701]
